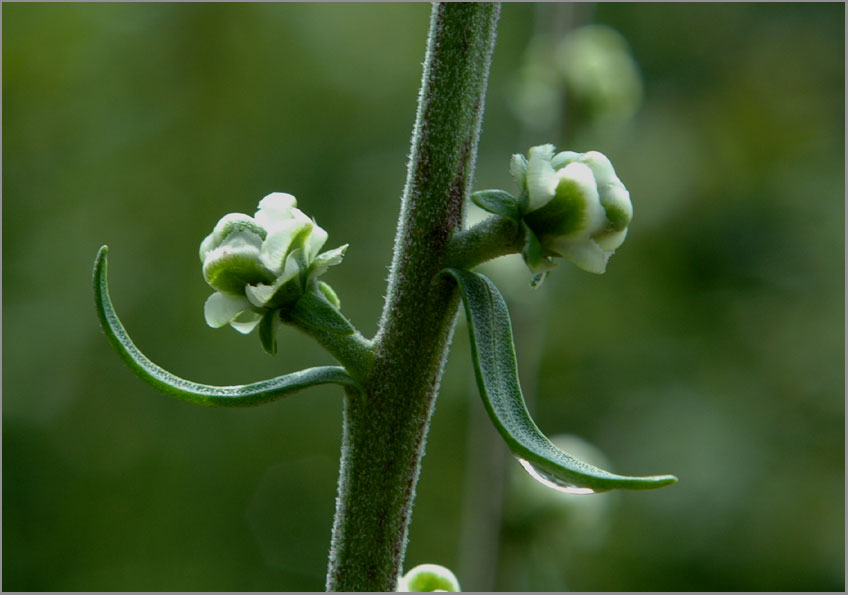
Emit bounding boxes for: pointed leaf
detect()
[470,189,520,222]
[93,246,360,407]
[443,267,677,493]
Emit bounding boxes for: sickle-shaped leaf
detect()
[443,267,677,493]
[93,246,360,407]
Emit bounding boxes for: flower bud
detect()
[516,144,632,274]
[200,192,347,335]
[398,564,461,592]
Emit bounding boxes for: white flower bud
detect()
[517,145,632,274]
[200,192,347,335]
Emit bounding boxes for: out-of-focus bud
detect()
[555,24,644,123]
[397,564,461,592]
[515,144,632,275]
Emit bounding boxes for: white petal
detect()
[551,150,580,170]
[245,256,301,308]
[201,230,268,293]
[229,311,262,334]
[202,213,264,262]
[526,144,558,211]
[509,153,528,188]
[260,217,314,271]
[555,162,606,235]
[204,292,253,328]
[199,232,216,262]
[594,227,628,251]
[244,282,276,308]
[598,181,632,230]
[257,192,297,213]
[306,223,329,262]
[579,151,619,188]
[255,192,297,230]
[557,238,611,274]
[213,213,263,242]
[309,244,347,279]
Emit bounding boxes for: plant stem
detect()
[290,322,375,384]
[444,215,524,271]
[325,3,500,591]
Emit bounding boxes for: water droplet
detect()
[517,458,599,495]
[529,271,549,288]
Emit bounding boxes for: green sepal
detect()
[93,246,361,406]
[259,310,281,355]
[521,221,556,279]
[443,267,677,493]
[289,287,355,335]
[471,189,520,222]
[319,281,341,308]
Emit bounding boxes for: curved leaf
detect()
[93,246,360,407]
[443,267,677,493]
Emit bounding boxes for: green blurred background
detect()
[3,2,844,591]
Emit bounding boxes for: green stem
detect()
[444,215,524,271]
[290,321,375,384]
[325,3,500,591]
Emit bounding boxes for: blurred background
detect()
[3,3,844,591]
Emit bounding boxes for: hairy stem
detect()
[325,3,500,591]
[444,215,524,271]
[289,322,375,383]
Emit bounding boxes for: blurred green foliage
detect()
[3,3,843,591]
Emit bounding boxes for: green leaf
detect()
[443,267,677,493]
[93,246,360,407]
[289,288,355,334]
[470,189,520,222]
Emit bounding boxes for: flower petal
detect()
[259,218,311,274]
[555,238,611,274]
[255,192,297,231]
[525,144,558,212]
[556,161,607,235]
[509,153,528,189]
[285,220,314,263]
[594,227,628,251]
[309,244,347,279]
[551,150,580,170]
[200,213,264,262]
[245,255,302,308]
[306,222,329,262]
[202,230,273,294]
[204,292,253,328]
[578,151,619,188]
[229,310,262,334]
[598,180,632,231]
